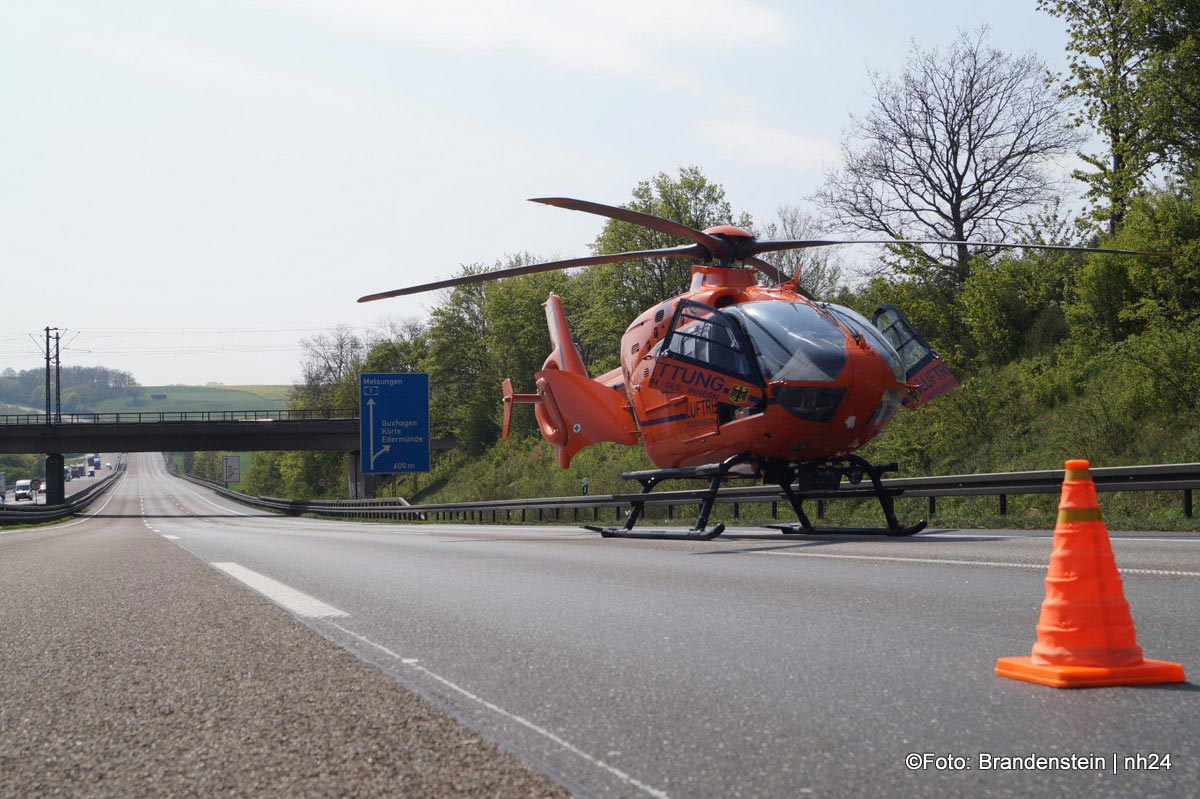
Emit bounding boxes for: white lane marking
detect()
[13,472,128,532]
[160,534,180,540]
[328,622,670,799]
[171,477,251,516]
[752,550,1200,577]
[212,562,348,619]
[922,531,1200,543]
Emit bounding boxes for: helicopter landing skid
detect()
[765,521,927,537]
[584,524,727,541]
[766,454,927,537]
[583,453,749,541]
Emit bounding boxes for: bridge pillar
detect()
[45,453,65,505]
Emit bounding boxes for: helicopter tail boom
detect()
[530,369,638,468]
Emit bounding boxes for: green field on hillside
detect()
[93,385,293,414]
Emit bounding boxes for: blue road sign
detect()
[359,373,430,474]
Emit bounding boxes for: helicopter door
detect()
[648,300,763,408]
[871,304,958,408]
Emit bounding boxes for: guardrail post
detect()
[572,507,578,521]
[593,507,599,521]
[817,500,825,520]
[928,496,936,517]
[538,508,543,521]
[1185,489,1193,519]
[667,504,673,519]
[732,502,739,519]
[771,501,777,520]
[492,509,497,523]
[522,508,526,522]
[999,495,1007,515]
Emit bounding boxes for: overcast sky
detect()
[2,0,1073,386]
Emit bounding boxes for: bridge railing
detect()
[0,457,128,526]
[175,462,1200,524]
[0,409,357,425]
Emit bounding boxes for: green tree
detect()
[422,265,500,453]
[1039,0,1165,233]
[960,252,1077,366]
[483,266,570,437]
[363,317,429,374]
[1068,174,1200,341]
[959,201,1085,366]
[1143,0,1200,173]
[580,166,752,370]
[244,450,285,497]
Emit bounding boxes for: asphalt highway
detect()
[3,453,1197,798]
[1,455,116,505]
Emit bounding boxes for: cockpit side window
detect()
[870,304,938,380]
[661,301,759,384]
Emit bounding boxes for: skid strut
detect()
[764,454,927,536]
[583,453,749,540]
[585,453,927,540]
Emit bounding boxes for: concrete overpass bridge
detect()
[0,410,390,503]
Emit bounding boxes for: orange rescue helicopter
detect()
[359,197,1167,540]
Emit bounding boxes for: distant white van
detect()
[14,479,33,501]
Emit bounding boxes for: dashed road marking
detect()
[212,562,348,619]
[160,534,180,540]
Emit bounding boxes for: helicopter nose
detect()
[773,385,847,423]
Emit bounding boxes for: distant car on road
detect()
[14,479,33,501]
[106,462,112,470]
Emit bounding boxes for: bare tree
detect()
[756,204,843,297]
[816,29,1083,285]
[294,325,367,408]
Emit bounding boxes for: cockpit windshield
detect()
[724,302,847,382]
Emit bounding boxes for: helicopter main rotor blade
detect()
[530,197,731,259]
[743,238,1176,258]
[356,243,710,302]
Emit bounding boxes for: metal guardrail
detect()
[0,409,356,425]
[176,462,1200,524]
[0,458,128,526]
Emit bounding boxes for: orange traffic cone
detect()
[996,459,1186,688]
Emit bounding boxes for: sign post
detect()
[359,373,430,474]
[223,455,241,486]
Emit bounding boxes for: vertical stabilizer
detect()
[543,293,588,376]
